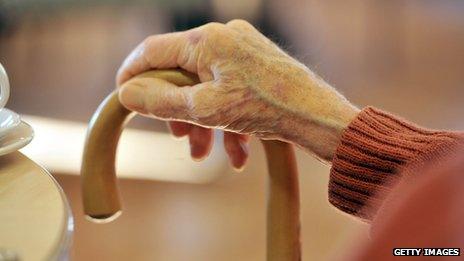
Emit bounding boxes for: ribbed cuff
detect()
[329,106,462,220]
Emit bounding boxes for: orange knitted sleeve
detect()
[328,106,464,220]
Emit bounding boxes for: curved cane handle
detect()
[81,69,301,260]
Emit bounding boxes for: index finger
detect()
[116,30,199,85]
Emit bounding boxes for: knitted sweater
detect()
[329,106,464,220]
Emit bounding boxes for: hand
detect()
[116,20,359,168]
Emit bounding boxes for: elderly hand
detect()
[116,20,359,169]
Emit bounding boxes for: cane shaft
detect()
[81,69,301,260]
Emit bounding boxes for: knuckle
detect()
[186,29,203,45]
[142,35,156,46]
[203,22,226,35]
[145,98,158,113]
[227,19,251,29]
[147,100,173,119]
[140,35,157,56]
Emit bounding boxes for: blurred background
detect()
[1,0,464,260]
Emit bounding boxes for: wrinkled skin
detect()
[117,20,359,169]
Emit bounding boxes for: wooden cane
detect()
[81,69,301,260]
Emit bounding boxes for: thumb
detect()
[118,77,194,121]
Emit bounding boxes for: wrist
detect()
[276,71,360,162]
[278,105,359,163]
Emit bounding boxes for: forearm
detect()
[272,71,464,221]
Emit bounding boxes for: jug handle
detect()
[81,69,301,261]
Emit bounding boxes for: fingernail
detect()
[233,164,245,172]
[119,84,145,111]
[232,157,247,172]
[171,134,187,140]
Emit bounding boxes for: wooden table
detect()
[0,152,73,261]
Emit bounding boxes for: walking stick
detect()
[81,69,301,260]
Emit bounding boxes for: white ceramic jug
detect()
[0,63,10,109]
